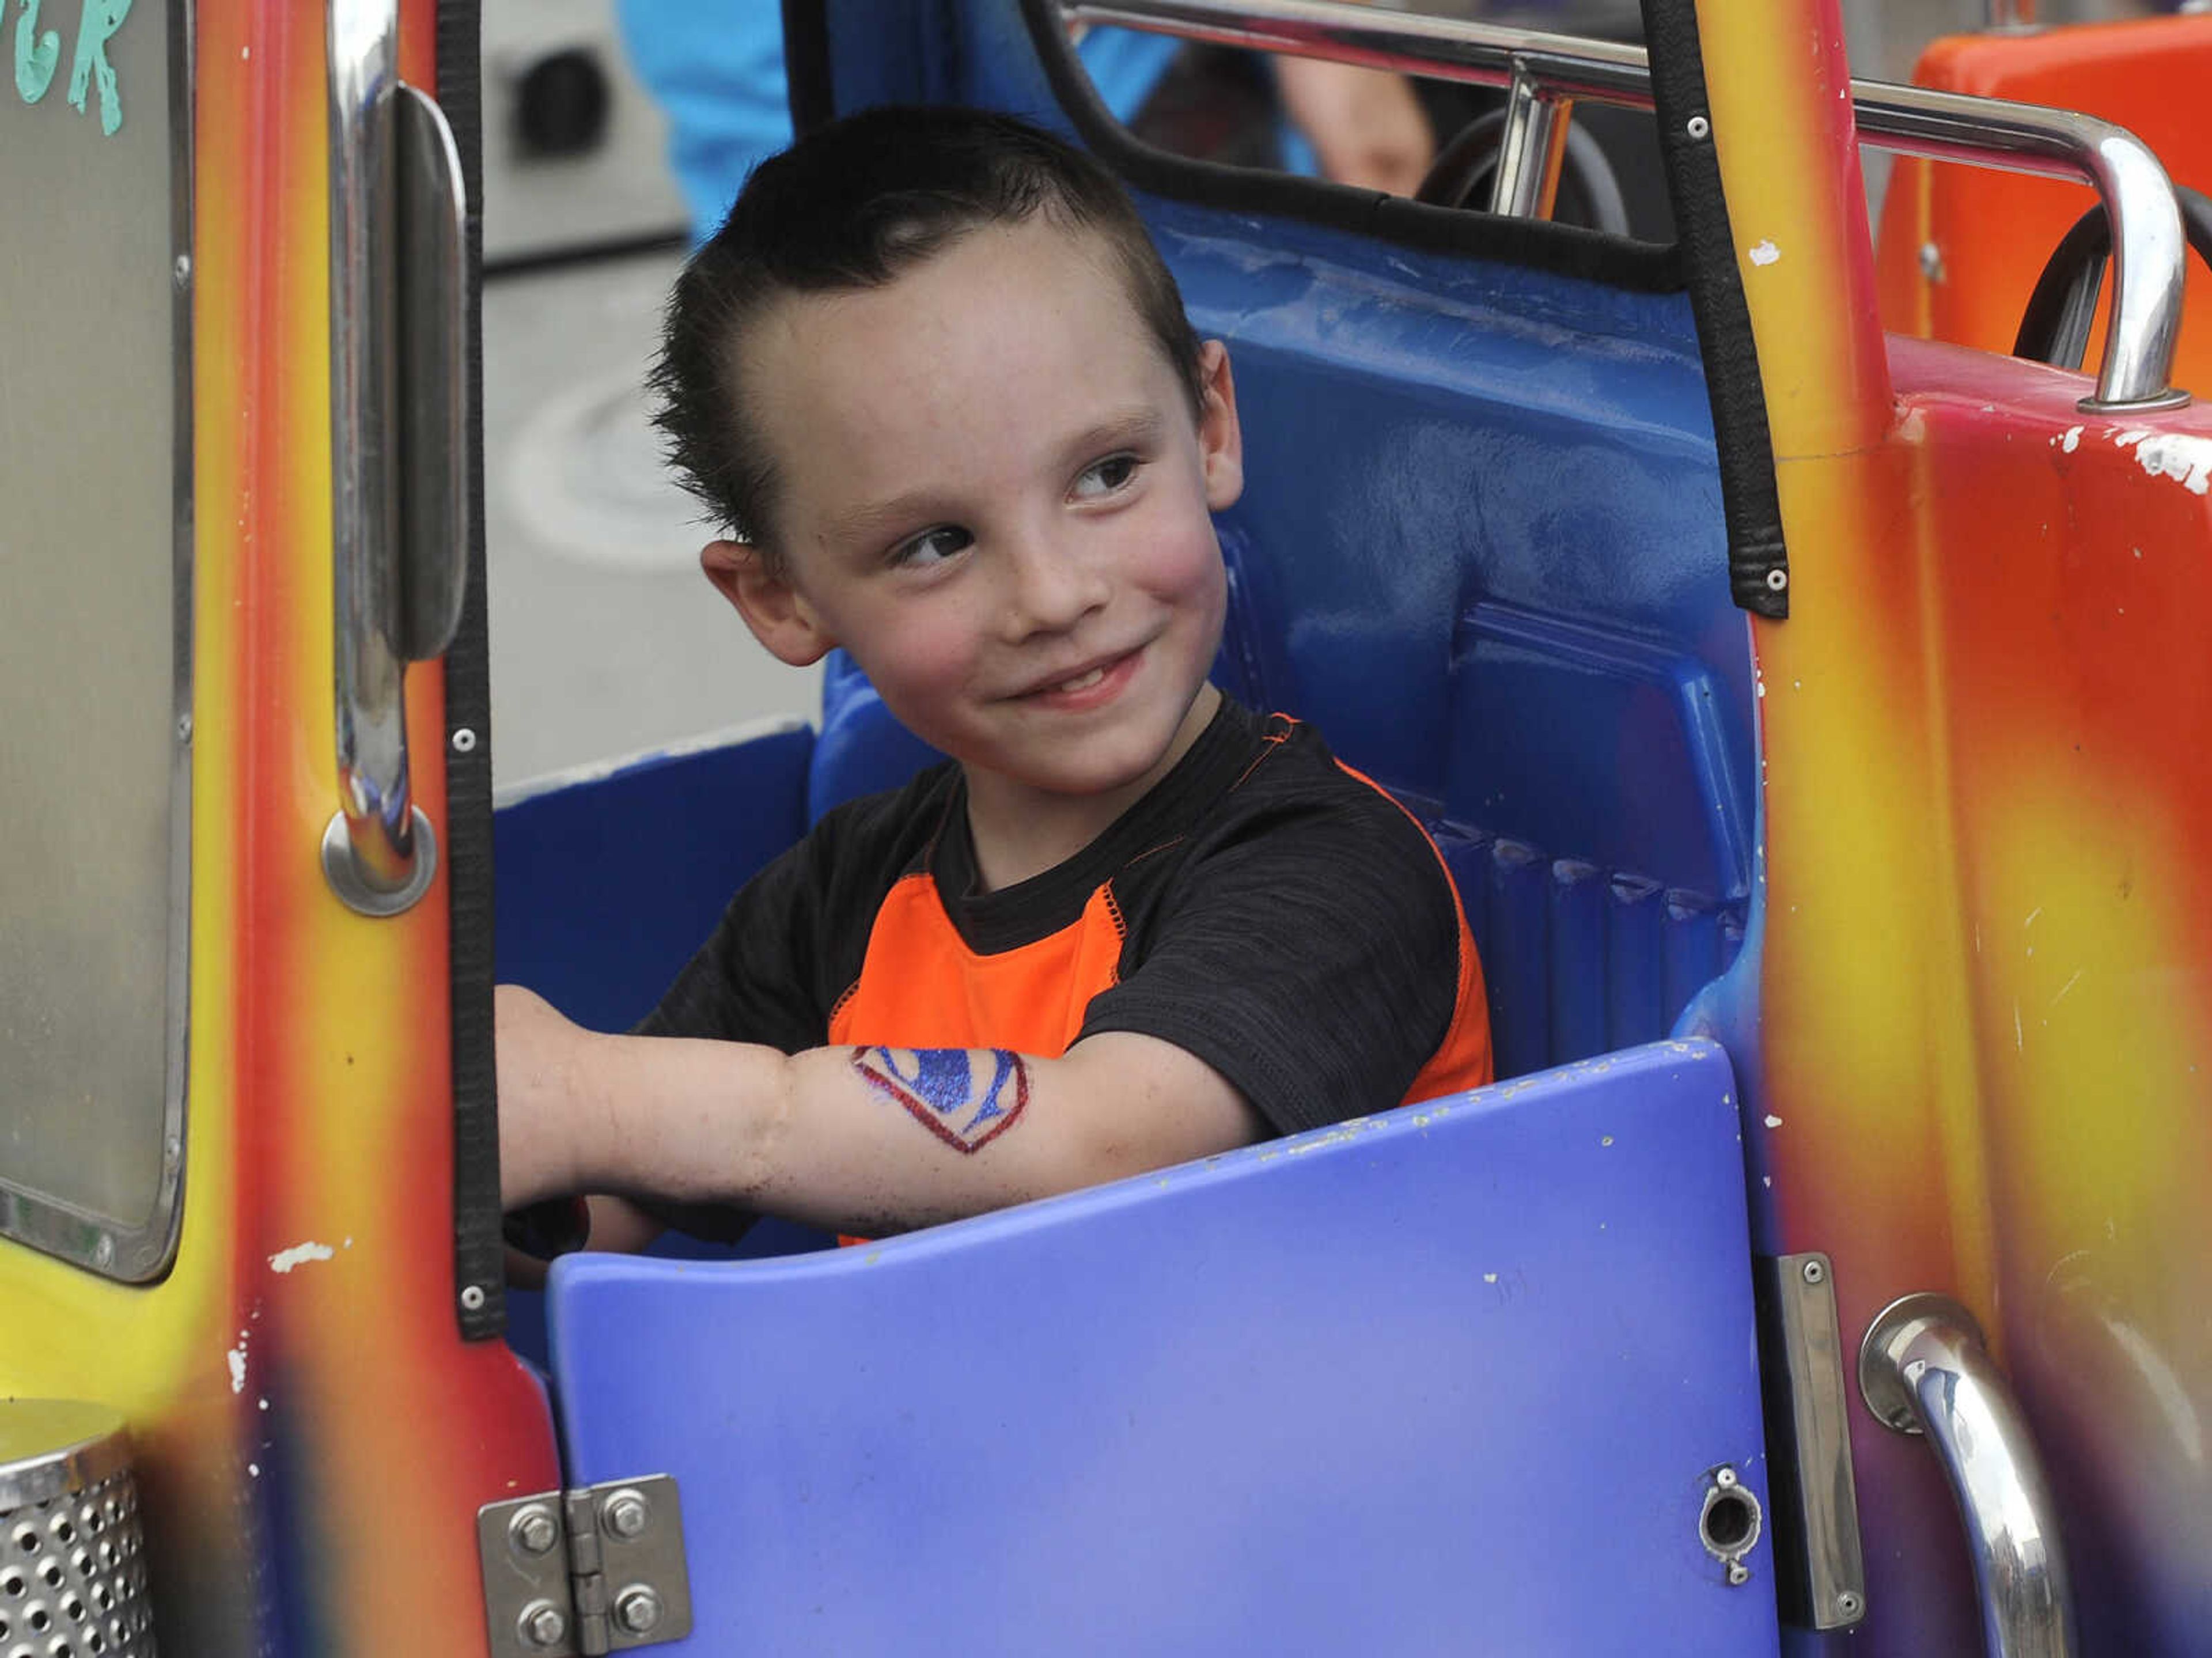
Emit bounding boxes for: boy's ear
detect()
[1195,339,1245,512]
[700,539,836,667]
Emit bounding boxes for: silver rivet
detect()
[173,253,191,285]
[1919,240,1945,282]
[1727,1561,1752,1586]
[1686,114,1710,140]
[1836,1590,1865,1619]
[460,1284,487,1312]
[509,1506,559,1558]
[450,726,478,754]
[176,713,193,741]
[164,1135,181,1165]
[1714,1466,1737,1489]
[93,1235,115,1267]
[1801,1258,1825,1285]
[601,1489,650,1540]
[1764,567,1789,593]
[517,1599,566,1648]
[614,1586,664,1636]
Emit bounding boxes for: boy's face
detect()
[704,218,1243,815]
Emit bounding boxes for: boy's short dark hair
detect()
[650,105,1206,556]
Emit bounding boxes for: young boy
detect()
[497,105,1491,1246]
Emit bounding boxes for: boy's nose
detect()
[1000,534,1110,637]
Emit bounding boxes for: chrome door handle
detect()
[322,0,469,917]
[1859,1293,2079,1658]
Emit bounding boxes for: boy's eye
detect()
[1071,453,1139,500]
[891,525,974,567]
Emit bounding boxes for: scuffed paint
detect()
[2113,430,2212,495]
[269,1240,336,1274]
[227,1330,249,1394]
[1748,240,1782,266]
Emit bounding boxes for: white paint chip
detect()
[2127,432,2212,495]
[226,1332,249,1394]
[1748,240,1781,266]
[269,1241,336,1274]
[1483,1272,1499,1284]
[1763,1114,1783,1129]
[2060,426,2082,453]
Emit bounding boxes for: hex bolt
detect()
[509,1506,559,1558]
[517,1599,567,1649]
[177,713,194,742]
[1714,1466,1738,1489]
[614,1586,664,1636]
[601,1489,650,1541]
[1836,1589,1865,1619]
[1919,240,1945,282]
[174,253,192,285]
[1801,1258,1826,1285]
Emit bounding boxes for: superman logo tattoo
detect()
[851,1047,1030,1154]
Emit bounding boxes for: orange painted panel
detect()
[1874,17,2212,395]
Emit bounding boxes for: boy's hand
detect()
[495,983,606,1210]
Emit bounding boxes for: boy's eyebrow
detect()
[1060,407,1167,465]
[820,408,1171,546]
[821,489,957,547]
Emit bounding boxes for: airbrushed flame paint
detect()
[0,3,556,1652]
[1702,1,2212,1649]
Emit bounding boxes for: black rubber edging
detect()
[782,0,837,137]
[438,0,507,1341]
[1638,0,1789,618]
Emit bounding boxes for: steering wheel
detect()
[2013,185,2212,377]
[1413,108,1632,236]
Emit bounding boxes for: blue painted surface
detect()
[494,725,812,1034]
[551,1040,1777,1656]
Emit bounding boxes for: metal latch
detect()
[479,1474,692,1655]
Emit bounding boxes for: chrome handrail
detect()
[1065,0,2190,409]
[1859,1294,2079,1658]
[325,0,468,917]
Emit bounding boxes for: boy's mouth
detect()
[1012,646,1143,708]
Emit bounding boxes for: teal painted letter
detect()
[13,0,59,103]
[66,0,130,136]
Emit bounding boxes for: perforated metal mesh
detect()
[0,1470,156,1658]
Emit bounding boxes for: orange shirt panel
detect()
[826,873,1128,1058]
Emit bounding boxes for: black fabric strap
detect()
[1638,0,1790,618]
[438,0,506,1340]
[782,0,836,137]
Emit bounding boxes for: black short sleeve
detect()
[1075,760,1465,1137]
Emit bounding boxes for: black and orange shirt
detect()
[638,696,1492,1135]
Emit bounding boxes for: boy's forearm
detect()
[571,1036,1067,1235]
[498,986,1262,1235]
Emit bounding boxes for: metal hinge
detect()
[478,1474,692,1655]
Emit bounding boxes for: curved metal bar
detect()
[1488,70,1569,220]
[1064,0,2191,407]
[328,0,415,902]
[1859,1294,2079,1658]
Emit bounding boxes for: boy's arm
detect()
[497,985,1265,1236]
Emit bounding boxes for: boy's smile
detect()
[705,217,1244,883]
